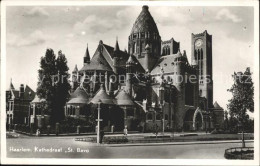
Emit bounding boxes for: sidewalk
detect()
[103,140,254,147]
[8,130,208,138]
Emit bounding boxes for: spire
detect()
[73,64,78,73]
[84,44,90,64]
[10,78,15,90]
[183,50,187,58]
[114,37,120,52]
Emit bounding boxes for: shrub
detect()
[103,136,128,144]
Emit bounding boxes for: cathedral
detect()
[65,5,224,132]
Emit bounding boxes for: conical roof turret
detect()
[115,89,135,106]
[84,44,90,64]
[91,84,114,105]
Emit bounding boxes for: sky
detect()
[6,5,255,113]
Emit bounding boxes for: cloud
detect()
[7,30,54,47]
[24,7,49,17]
[215,8,242,23]
[73,7,137,36]
[153,7,194,25]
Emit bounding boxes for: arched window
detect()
[198,49,200,60]
[194,50,197,60]
[201,48,203,60]
[133,43,136,53]
[162,47,166,55]
[141,42,145,53]
[169,47,171,55]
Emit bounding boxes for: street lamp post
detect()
[96,99,103,144]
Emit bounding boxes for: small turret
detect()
[72,64,78,74]
[72,65,79,91]
[84,44,90,65]
[143,44,152,72]
[125,55,135,96]
[113,38,120,74]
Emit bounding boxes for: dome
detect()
[115,90,135,106]
[131,5,159,35]
[67,87,89,104]
[90,84,114,105]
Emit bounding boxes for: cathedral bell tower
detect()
[128,5,161,72]
[191,30,213,108]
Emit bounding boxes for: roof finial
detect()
[114,37,120,52]
[142,5,149,10]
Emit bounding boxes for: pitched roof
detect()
[67,87,89,104]
[9,85,35,101]
[80,51,113,72]
[31,95,45,103]
[128,55,145,73]
[90,85,115,105]
[127,54,135,64]
[80,42,130,73]
[115,89,135,106]
[24,85,36,100]
[131,5,159,35]
[103,44,129,61]
[213,101,222,109]
[150,51,189,75]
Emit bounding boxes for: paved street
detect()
[6,134,253,159]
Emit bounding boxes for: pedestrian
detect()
[124,125,128,136]
[155,124,158,137]
[36,129,41,136]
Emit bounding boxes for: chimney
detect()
[19,84,25,98]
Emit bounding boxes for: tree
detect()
[37,48,57,119]
[53,50,71,122]
[37,49,71,124]
[227,67,254,147]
